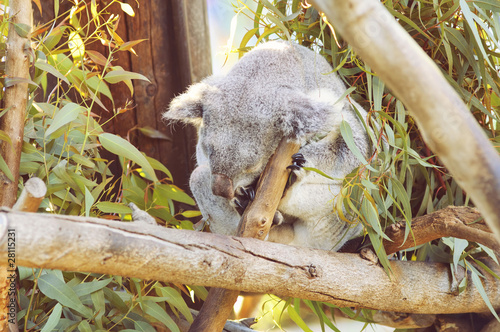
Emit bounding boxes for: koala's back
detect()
[226,41,346,94]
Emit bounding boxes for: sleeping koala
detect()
[164,41,371,251]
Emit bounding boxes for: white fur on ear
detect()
[163,81,210,125]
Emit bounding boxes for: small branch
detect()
[382,206,499,255]
[12,177,47,213]
[2,210,500,314]
[190,138,300,332]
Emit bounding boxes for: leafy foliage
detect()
[1,0,202,330]
[230,0,500,330]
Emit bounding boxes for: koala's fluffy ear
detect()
[163,81,210,125]
[277,87,339,139]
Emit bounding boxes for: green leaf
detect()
[71,154,96,168]
[287,304,313,332]
[35,60,70,85]
[103,288,129,313]
[72,278,112,297]
[45,103,86,138]
[78,321,92,332]
[13,23,31,38]
[84,187,94,217]
[158,287,193,323]
[146,156,172,180]
[180,210,201,218]
[260,0,285,18]
[453,238,469,271]
[134,321,157,332]
[138,126,171,140]
[38,274,93,318]
[459,0,493,68]
[103,70,150,84]
[470,266,500,320]
[0,154,14,182]
[99,133,159,182]
[91,289,106,328]
[141,300,180,332]
[155,184,195,205]
[367,227,393,276]
[40,303,62,332]
[95,201,132,214]
[339,120,376,171]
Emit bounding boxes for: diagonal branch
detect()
[2,209,500,315]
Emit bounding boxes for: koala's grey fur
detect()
[164,41,371,251]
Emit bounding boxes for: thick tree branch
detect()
[308,0,500,243]
[2,210,500,315]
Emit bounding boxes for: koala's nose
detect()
[212,173,234,199]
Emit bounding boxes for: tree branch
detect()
[308,0,500,244]
[2,210,500,315]
[382,206,499,255]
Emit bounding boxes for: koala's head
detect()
[164,43,337,199]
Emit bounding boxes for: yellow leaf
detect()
[120,2,135,17]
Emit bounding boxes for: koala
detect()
[164,41,371,251]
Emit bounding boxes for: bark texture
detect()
[309,0,500,244]
[2,210,500,315]
[0,0,31,207]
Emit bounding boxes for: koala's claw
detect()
[287,153,306,171]
[233,185,256,215]
[287,164,302,171]
[292,153,306,166]
[240,186,255,201]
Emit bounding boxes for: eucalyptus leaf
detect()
[99,133,159,182]
[38,274,93,318]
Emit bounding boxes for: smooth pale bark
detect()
[1,210,500,314]
[308,0,500,243]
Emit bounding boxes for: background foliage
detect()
[230,0,500,330]
[1,0,203,330]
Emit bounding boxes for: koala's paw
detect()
[232,185,255,215]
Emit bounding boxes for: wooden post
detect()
[188,138,301,332]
